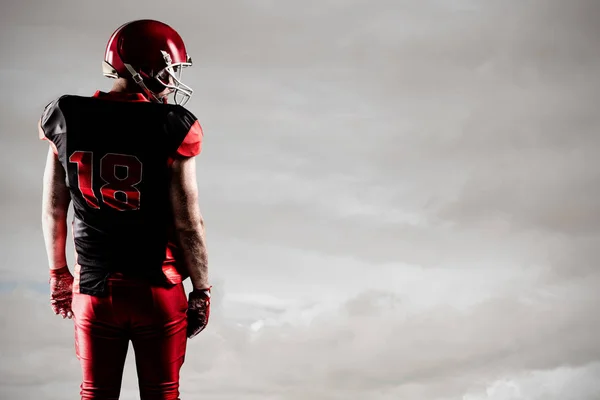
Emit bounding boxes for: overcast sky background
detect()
[1,0,599,399]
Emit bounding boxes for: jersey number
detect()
[69,151,143,211]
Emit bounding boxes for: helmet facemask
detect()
[153,52,194,106]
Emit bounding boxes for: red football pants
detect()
[71,274,188,400]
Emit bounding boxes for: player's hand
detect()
[187,287,211,339]
[49,266,74,319]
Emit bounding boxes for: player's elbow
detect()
[173,213,204,233]
[170,186,203,233]
[41,208,68,223]
[41,200,69,221]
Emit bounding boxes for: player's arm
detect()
[169,156,210,290]
[40,125,70,270]
[40,118,74,319]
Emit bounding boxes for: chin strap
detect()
[123,63,165,103]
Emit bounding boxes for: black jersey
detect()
[40,91,203,296]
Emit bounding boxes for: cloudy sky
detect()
[1,0,600,399]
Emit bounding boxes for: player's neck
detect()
[110,78,145,95]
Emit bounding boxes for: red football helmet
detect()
[103,19,193,105]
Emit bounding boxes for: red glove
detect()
[49,266,74,319]
[187,287,211,339]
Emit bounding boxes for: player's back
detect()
[40,91,202,293]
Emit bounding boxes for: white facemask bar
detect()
[156,62,193,106]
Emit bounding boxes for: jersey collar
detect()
[93,90,150,102]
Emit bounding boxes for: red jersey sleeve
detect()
[174,120,203,158]
[167,106,203,162]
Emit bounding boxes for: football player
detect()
[39,19,211,400]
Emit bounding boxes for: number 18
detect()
[69,151,143,211]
